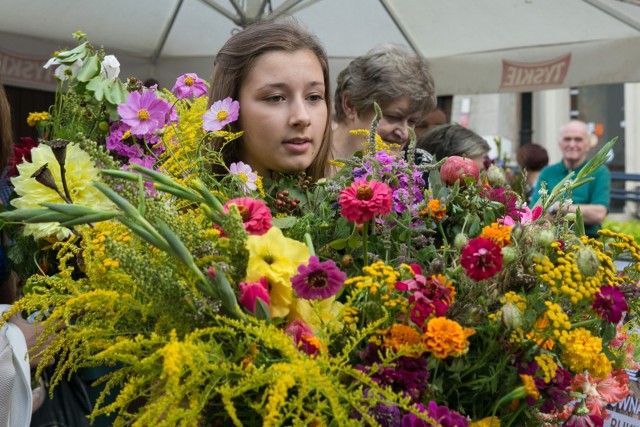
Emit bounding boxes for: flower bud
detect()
[486,164,506,187]
[535,229,555,247]
[501,302,523,330]
[565,213,576,222]
[501,246,519,265]
[575,247,600,277]
[453,233,469,250]
[341,254,354,269]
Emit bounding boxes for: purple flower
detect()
[117,91,169,136]
[171,73,208,99]
[593,285,628,323]
[291,256,346,300]
[202,97,240,132]
[426,401,468,427]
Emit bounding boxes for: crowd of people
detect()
[0,17,612,426]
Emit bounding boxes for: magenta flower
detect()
[563,400,603,427]
[117,91,169,136]
[593,285,628,323]
[223,197,272,236]
[499,205,543,226]
[171,73,208,99]
[425,401,468,427]
[396,269,454,328]
[285,319,320,356]
[339,179,393,224]
[460,237,503,281]
[203,97,240,132]
[239,277,270,315]
[291,256,346,300]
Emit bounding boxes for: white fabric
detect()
[0,304,32,427]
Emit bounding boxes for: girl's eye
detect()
[308,94,324,102]
[266,95,285,102]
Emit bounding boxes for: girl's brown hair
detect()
[207,18,332,181]
[0,84,13,171]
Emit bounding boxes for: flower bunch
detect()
[2,38,640,427]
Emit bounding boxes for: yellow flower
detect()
[10,143,113,240]
[384,324,425,355]
[422,317,475,359]
[469,417,500,427]
[288,296,343,334]
[245,227,309,318]
[559,327,612,378]
[519,374,540,400]
[26,111,49,127]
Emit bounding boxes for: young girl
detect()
[207,18,333,181]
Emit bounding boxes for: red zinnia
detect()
[223,197,272,236]
[5,137,39,178]
[339,179,392,224]
[460,237,503,281]
[592,285,628,323]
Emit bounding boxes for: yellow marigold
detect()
[384,324,424,355]
[10,143,114,239]
[469,417,500,427]
[26,111,49,127]
[480,223,512,247]
[519,374,540,400]
[420,199,446,221]
[423,317,475,359]
[559,328,612,378]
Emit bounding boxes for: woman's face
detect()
[238,49,327,177]
[351,95,422,147]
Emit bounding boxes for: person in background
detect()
[416,123,490,170]
[516,142,549,204]
[207,18,333,182]
[331,44,436,160]
[530,120,610,238]
[414,107,448,137]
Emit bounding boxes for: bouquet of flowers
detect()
[2,36,640,427]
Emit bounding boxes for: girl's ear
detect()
[342,94,357,121]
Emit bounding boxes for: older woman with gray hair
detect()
[331,44,436,160]
[417,123,490,170]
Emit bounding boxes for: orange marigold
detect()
[420,199,446,221]
[480,223,512,247]
[433,273,456,302]
[384,324,424,355]
[422,317,475,359]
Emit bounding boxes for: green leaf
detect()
[574,206,585,237]
[104,80,128,105]
[86,76,109,101]
[54,42,87,62]
[347,233,362,249]
[76,54,101,82]
[271,216,298,229]
[329,238,348,250]
[254,298,271,321]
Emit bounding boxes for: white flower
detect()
[229,161,258,193]
[101,55,120,79]
[43,56,61,69]
[53,59,83,81]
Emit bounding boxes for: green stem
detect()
[362,220,369,267]
[438,222,449,247]
[304,233,316,257]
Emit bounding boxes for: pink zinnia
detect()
[171,73,208,100]
[460,237,503,281]
[592,285,628,323]
[291,256,346,300]
[339,179,392,224]
[499,205,543,227]
[117,91,169,136]
[396,268,454,328]
[203,97,240,132]
[223,197,272,236]
[239,277,270,315]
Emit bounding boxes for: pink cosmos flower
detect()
[171,73,208,99]
[499,205,543,226]
[339,179,393,224]
[203,97,240,132]
[291,256,346,300]
[117,91,169,136]
[239,277,270,315]
[223,197,272,236]
[460,237,503,281]
[592,285,628,323]
[285,319,320,356]
[229,162,258,193]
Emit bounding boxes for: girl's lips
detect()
[283,140,312,154]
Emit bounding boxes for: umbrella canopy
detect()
[1,0,639,94]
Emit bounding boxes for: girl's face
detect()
[238,49,327,177]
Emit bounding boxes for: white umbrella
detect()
[1,0,639,94]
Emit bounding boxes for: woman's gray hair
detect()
[334,44,436,122]
[416,123,490,160]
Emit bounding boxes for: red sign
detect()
[0,49,56,89]
[500,54,571,90]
